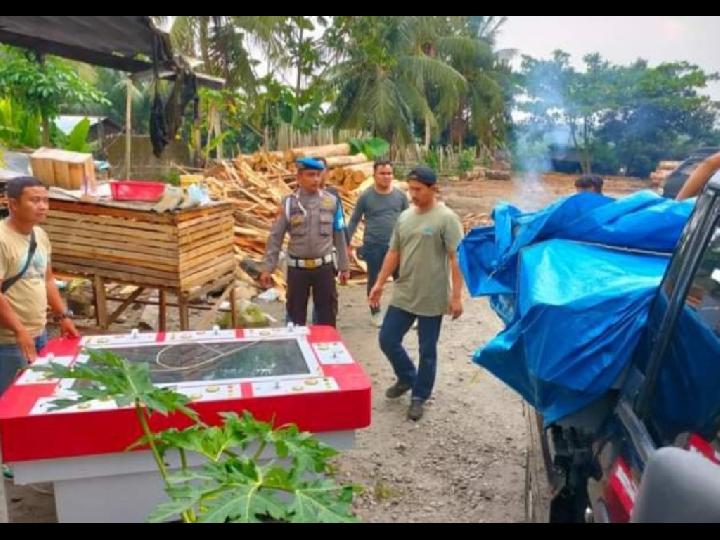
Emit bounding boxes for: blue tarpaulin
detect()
[459,190,694,424]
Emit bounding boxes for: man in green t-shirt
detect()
[368,166,464,421]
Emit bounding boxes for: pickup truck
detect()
[527,172,720,522]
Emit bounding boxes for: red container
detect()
[110,180,166,202]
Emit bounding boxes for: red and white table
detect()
[0,325,372,522]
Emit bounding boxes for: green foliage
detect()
[33,350,358,523]
[161,170,181,186]
[516,50,720,176]
[147,413,357,523]
[0,46,109,127]
[458,148,476,173]
[151,17,514,156]
[349,137,390,160]
[0,97,42,148]
[424,148,439,170]
[326,16,511,152]
[61,118,93,152]
[36,350,197,419]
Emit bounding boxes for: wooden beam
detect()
[107,286,145,326]
[158,289,167,332]
[0,29,154,73]
[105,296,232,312]
[125,77,132,179]
[230,286,237,329]
[195,280,235,331]
[178,293,189,331]
[93,275,108,329]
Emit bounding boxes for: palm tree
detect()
[436,17,516,154]
[326,16,467,153]
[155,16,287,94]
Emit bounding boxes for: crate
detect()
[30,147,96,191]
[44,200,235,291]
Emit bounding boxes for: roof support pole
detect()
[125,76,132,179]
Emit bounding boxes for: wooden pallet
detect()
[45,199,236,291]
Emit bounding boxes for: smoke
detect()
[511,56,573,181]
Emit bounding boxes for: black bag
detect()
[1,230,37,294]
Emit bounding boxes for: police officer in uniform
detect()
[260,157,350,327]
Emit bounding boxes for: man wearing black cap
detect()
[369,166,464,421]
[260,157,350,327]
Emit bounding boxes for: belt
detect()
[288,253,334,269]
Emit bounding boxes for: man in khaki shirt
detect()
[0,177,79,397]
[369,167,464,422]
[260,158,350,327]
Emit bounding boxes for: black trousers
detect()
[286,263,338,327]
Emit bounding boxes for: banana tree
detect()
[0,46,109,146]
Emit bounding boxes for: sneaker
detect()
[370,311,384,328]
[407,399,424,421]
[2,464,13,480]
[385,380,412,399]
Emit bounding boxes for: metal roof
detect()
[0,16,173,72]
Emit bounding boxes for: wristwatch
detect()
[54,309,74,322]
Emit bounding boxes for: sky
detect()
[495,16,720,100]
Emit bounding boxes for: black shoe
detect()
[407,400,424,421]
[385,380,412,399]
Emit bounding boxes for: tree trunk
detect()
[214,106,223,161]
[288,143,351,159]
[424,114,432,150]
[582,116,591,174]
[41,113,50,147]
[295,27,304,98]
[325,154,370,168]
[200,17,211,71]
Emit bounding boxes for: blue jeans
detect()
[378,306,442,401]
[362,242,398,315]
[0,331,47,397]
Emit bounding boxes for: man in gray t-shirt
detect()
[347,160,408,326]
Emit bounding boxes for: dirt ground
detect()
[3,173,656,523]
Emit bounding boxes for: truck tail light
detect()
[603,456,638,523]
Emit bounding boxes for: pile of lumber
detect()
[326,161,374,191]
[240,150,295,178]
[240,143,375,192]
[461,212,492,233]
[203,159,291,300]
[649,160,681,187]
[202,142,392,298]
[203,146,373,300]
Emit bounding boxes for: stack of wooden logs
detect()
[241,144,375,191]
[203,143,376,298]
[649,160,682,187]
